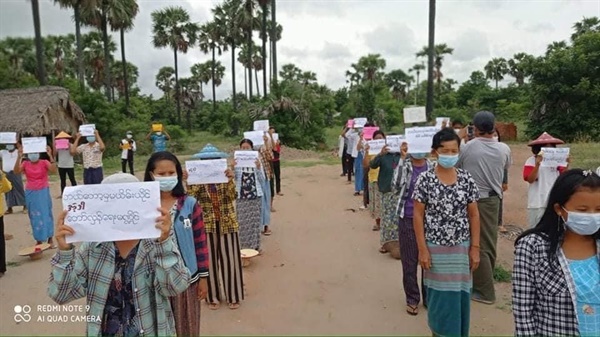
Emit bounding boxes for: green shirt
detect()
[370,153,401,193]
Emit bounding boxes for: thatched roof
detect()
[0,86,86,136]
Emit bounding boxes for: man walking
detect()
[457,111,511,305]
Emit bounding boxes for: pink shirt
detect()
[22,160,50,190]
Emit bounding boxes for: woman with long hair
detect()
[364,130,386,230]
[144,151,209,336]
[513,169,600,336]
[236,139,264,250]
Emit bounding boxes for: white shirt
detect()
[346,131,360,158]
[121,139,137,160]
[57,149,74,168]
[524,156,561,208]
[0,149,18,172]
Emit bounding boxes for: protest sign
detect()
[0,132,17,144]
[363,127,380,140]
[435,117,451,129]
[272,133,279,142]
[234,151,259,168]
[244,130,265,146]
[403,106,427,124]
[541,147,570,167]
[353,117,368,128]
[62,181,161,243]
[55,139,70,150]
[386,135,406,153]
[367,139,387,155]
[79,124,96,136]
[22,137,47,154]
[253,120,270,132]
[185,159,228,185]
[406,127,437,153]
[346,119,355,128]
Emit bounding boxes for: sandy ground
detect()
[0,144,532,335]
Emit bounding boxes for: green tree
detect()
[190,62,211,95]
[409,63,425,105]
[155,66,175,101]
[571,16,600,41]
[484,57,508,90]
[238,0,259,99]
[199,21,227,114]
[417,43,454,91]
[507,52,533,86]
[257,0,270,97]
[385,69,412,101]
[82,31,116,90]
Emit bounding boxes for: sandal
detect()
[262,229,272,236]
[208,302,220,310]
[406,305,419,316]
[4,234,13,240]
[228,302,240,310]
[372,225,380,231]
[379,247,387,254]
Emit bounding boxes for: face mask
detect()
[6,145,15,151]
[437,153,459,168]
[87,136,96,143]
[411,153,428,159]
[156,132,163,136]
[126,134,132,139]
[28,153,40,162]
[154,175,178,192]
[493,136,499,142]
[562,209,600,235]
[454,128,461,134]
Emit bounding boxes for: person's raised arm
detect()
[164,130,171,140]
[95,130,105,152]
[13,144,23,174]
[146,129,153,140]
[46,146,58,174]
[525,155,542,184]
[70,133,81,156]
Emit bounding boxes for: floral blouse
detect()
[412,168,480,246]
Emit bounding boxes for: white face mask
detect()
[493,136,499,142]
[126,134,132,139]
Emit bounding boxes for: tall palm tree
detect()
[484,57,508,90]
[190,62,211,95]
[507,52,533,86]
[270,0,278,89]
[178,77,202,131]
[257,0,269,97]
[30,0,47,85]
[238,0,259,99]
[385,69,411,101]
[409,63,425,105]
[417,43,453,92]
[355,54,386,82]
[111,61,138,98]
[199,21,227,114]
[155,66,175,101]
[265,19,282,83]
[571,17,600,41]
[151,6,200,124]
[251,46,264,96]
[0,37,33,75]
[82,31,114,90]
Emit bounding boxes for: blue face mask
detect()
[154,175,178,192]
[411,153,428,159]
[28,153,40,162]
[437,154,459,168]
[87,136,96,143]
[563,209,600,235]
[6,145,15,151]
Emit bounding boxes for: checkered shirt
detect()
[187,181,238,234]
[392,158,434,218]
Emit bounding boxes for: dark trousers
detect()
[473,196,500,302]
[341,148,348,174]
[363,168,370,207]
[345,154,354,182]
[83,167,104,185]
[269,179,275,200]
[398,217,427,306]
[272,160,281,194]
[121,157,134,175]
[0,216,5,273]
[58,167,77,194]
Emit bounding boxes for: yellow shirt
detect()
[0,172,13,215]
[366,154,380,182]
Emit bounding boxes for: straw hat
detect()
[192,143,229,159]
[102,173,139,184]
[528,132,564,146]
[55,131,72,139]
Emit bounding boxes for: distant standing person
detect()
[0,143,26,214]
[72,129,105,185]
[147,126,171,153]
[54,131,77,198]
[269,127,283,196]
[0,170,12,278]
[120,131,137,175]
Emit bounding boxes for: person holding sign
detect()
[120,131,137,175]
[48,173,190,336]
[13,143,57,246]
[269,126,283,196]
[0,170,12,278]
[258,133,277,215]
[144,152,209,336]
[0,142,26,214]
[412,128,481,336]
[235,139,265,250]
[363,130,386,230]
[72,129,105,184]
[523,132,570,228]
[146,126,171,153]
[54,131,77,198]
[184,144,244,310]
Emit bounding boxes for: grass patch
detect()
[7,261,21,267]
[493,265,512,283]
[569,142,600,170]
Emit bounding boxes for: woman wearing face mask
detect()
[392,145,434,316]
[236,139,264,251]
[364,130,386,230]
[71,129,105,184]
[143,151,209,336]
[120,131,136,175]
[0,142,27,214]
[413,128,481,337]
[513,169,600,336]
[13,144,57,246]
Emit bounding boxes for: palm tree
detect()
[546,41,568,55]
[252,46,264,96]
[270,0,278,89]
[198,21,227,114]
[425,0,436,119]
[0,37,33,75]
[265,19,282,83]
[209,60,226,95]
[151,6,200,124]
[30,0,47,85]
[82,31,114,90]
[155,66,175,101]
[238,0,259,99]
[257,0,270,97]
[409,63,425,105]
[111,61,138,99]
[355,54,386,82]
[417,43,453,92]
[190,62,211,95]
[571,17,600,41]
[178,77,202,131]
[238,42,261,99]
[507,52,533,86]
[385,69,410,101]
[214,0,243,112]
[484,57,508,90]
[345,64,361,88]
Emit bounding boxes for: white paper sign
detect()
[353,117,368,128]
[386,135,406,153]
[541,147,570,167]
[0,132,17,144]
[367,139,387,155]
[272,133,279,142]
[253,120,270,132]
[62,182,161,243]
[234,151,259,168]
[22,137,47,154]
[185,159,228,185]
[244,131,265,147]
[403,106,427,124]
[406,127,437,153]
[435,117,451,130]
[79,124,96,136]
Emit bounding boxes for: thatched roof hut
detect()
[0,86,86,136]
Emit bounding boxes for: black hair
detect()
[143,151,186,197]
[364,122,375,127]
[530,144,556,155]
[452,119,464,127]
[240,138,254,148]
[431,127,461,150]
[494,128,502,142]
[373,130,386,139]
[269,126,275,131]
[516,169,600,261]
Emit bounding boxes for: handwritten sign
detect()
[79,124,96,137]
[62,182,161,243]
[185,159,228,185]
[346,119,355,128]
[363,127,380,140]
[403,106,427,124]
[0,132,17,144]
[22,137,47,154]
[244,131,265,147]
[152,124,163,132]
[253,120,270,132]
[406,127,437,153]
[386,135,406,153]
[354,117,368,128]
[234,151,259,168]
[272,133,279,142]
[435,117,451,130]
[55,139,70,150]
[541,147,570,167]
[367,139,387,155]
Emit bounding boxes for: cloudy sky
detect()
[1,0,598,100]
